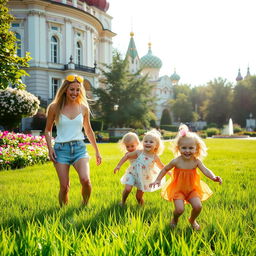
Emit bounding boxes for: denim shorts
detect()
[54,140,89,165]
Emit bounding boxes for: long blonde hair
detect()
[172,124,207,160]
[143,129,164,155]
[46,79,89,123]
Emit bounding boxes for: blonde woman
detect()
[45,74,102,207]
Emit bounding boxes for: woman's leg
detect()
[136,190,144,205]
[171,199,185,226]
[122,185,133,205]
[54,163,70,207]
[188,197,202,230]
[73,158,91,205]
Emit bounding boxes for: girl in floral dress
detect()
[114,130,165,205]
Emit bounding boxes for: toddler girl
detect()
[114,130,165,205]
[150,124,222,230]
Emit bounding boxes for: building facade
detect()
[8,0,115,109]
[126,33,180,126]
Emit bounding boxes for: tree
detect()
[232,76,256,126]
[0,0,31,89]
[93,51,155,128]
[170,93,194,122]
[201,78,233,127]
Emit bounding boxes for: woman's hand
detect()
[48,148,56,163]
[96,151,102,165]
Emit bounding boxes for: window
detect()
[15,32,21,57]
[12,23,20,28]
[51,26,58,31]
[51,36,58,63]
[52,78,60,98]
[76,42,81,65]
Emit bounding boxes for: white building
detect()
[126,33,180,126]
[8,0,115,108]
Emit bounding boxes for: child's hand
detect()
[114,166,120,174]
[213,176,222,185]
[149,180,160,188]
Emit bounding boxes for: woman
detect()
[45,74,102,206]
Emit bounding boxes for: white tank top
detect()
[55,113,85,143]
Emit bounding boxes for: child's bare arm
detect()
[150,159,175,187]
[155,155,165,169]
[114,150,138,174]
[197,160,222,184]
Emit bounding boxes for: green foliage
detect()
[201,78,233,127]
[0,140,255,255]
[233,76,256,126]
[0,131,48,170]
[31,109,46,130]
[90,119,104,131]
[160,109,172,125]
[0,0,31,89]
[93,51,155,128]
[170,93,194,122]
[205,127,220,137]
[160,124,178,132]
[0,88,40,130]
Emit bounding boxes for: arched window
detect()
[76,42,82,65]
[15,32,21,57]
[51,36,58,63]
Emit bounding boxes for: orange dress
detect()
[161,167,213,203]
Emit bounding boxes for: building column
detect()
[64,18,72,63]
[27,10,40,65]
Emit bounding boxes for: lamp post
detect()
[114,104,119,111]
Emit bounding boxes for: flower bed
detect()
[0,131,49,170]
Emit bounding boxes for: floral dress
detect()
[120,152,165,192]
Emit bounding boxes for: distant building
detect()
[236,67,251,81]
[126,32,180,126]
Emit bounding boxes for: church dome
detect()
[140,43,162,69]
[170,69,180,82]
[83,0,109,12]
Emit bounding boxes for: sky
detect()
[108,0,256,86]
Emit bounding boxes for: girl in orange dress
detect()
[150,124,222,230]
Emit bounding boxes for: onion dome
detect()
[140,43,162,69]
[83,0,109,12]
[236,68,243,81]
[126,32,139,61]
[245,66,251,79]
[170,69,180,83]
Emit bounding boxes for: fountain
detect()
[212,118,248,138]
[221,118,233,136]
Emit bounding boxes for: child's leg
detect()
[172,199,185,226]
[136,189,144,205]
[121,185,133,205]
[188,197,202,230]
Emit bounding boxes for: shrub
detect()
[0,131,49,170]
[206,127,220,137]
[31,109,46,130]
[0,88,40,130]
[160,125,178,132]
[233,124,243,133]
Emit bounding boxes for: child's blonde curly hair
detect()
[119,132,141,152]
[143,129,164,155]
[172,124,207,160]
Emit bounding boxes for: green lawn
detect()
[0,139,255,255]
